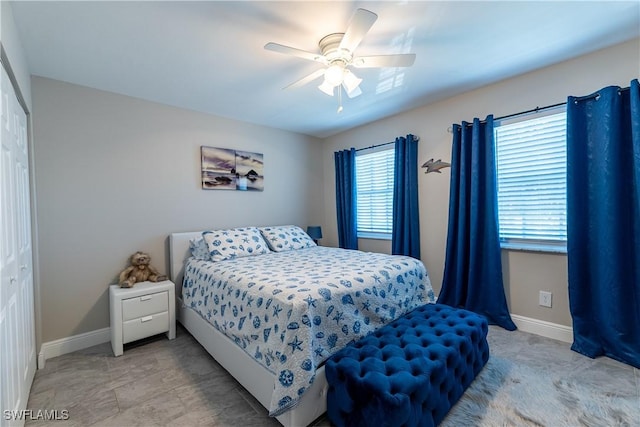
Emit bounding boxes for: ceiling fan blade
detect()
[352,54,416,68]
[264,42,327,64]
[284,69,326,90]
[343,84,362,99]
[339,8,378,53]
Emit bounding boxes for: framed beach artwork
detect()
[201,146,264,191]
[234,149,264,191]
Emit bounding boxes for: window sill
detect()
[357,232,392,241]
[500,242,567,254]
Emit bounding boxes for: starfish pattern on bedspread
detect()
[182,246,435,416]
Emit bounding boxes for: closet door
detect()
[1,64,36,427]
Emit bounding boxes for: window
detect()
[494,107,567,252]
[355,147,395,239]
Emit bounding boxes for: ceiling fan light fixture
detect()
[324,63,345,87]
[318,80,335,96]
[343,70,362,94]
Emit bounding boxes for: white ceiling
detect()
[10,1,640,138]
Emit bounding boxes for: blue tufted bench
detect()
[325,304,489,427]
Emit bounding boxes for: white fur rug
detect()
[441,356,639,427]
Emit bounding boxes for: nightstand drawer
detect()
[122,291,168,321]
[110,281,175,356]
[122,311,169,344]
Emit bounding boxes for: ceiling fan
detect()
[264,8,416,107]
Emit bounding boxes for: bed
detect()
[169,228,435,427]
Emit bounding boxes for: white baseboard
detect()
[34,314,571,369]
[511,314,573,343]
[38,327,110,369]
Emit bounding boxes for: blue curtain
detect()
[566,79,640,368]
[439,116,516,331]
[392,134,421,259]
[334,148,358,250]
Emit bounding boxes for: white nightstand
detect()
[109,280,176,356]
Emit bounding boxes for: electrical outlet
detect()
[539,291,552,308]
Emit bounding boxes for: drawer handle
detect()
[140,295,152,301]
[140,316,153,323]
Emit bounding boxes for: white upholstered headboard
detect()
[169,231,203,295]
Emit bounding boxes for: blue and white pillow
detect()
[189,237,210,261]
[258,225,316,252]
[202,227,270,262]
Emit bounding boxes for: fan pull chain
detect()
[337,87,343,113]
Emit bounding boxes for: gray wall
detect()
[322,38,640,327]
[31,77,324,342]
[29,37,640,343]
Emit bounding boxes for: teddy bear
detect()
[118,251,166,288]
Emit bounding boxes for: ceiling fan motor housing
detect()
[319,33,353,64]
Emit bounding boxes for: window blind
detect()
[495,110,567,247]
[355,148,395,237]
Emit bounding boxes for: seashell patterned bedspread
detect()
[182,246,435,416]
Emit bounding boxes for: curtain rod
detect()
[449,85,632,133]
[497,85,630,120]
[447,101,566,133]
[355,140,395,152]
[355,135,421,152]
[493,101,566,122]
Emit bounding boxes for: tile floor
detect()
[25,324,639,426]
